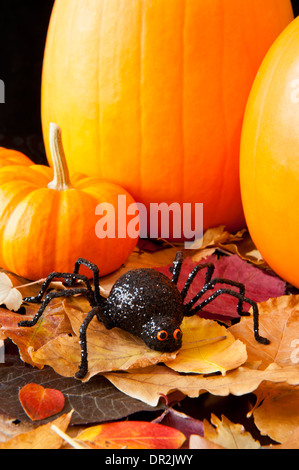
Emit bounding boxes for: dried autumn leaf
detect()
[217,231,268,268]
[0,411,72,449]
[28,297,246,380]
[19,383,65,421]
[104,362,299,407]
[203,414,261,449]
[165,316,247,375]
[191,225,246,256]
[153,408,204,443]
[270,428,299,449]
[251,382,299,444]
[189,434,225,449]
[28,297,177,379]
[0,302,73,367]
[75,421,186,449]
[0,273,23,311]
[229,295,299,369]
[190,227,266,267]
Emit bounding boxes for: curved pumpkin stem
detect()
[47,123,73,191]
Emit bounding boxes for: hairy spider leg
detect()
[184,277,246,317]
[170,251,184,285]
[187,287,270,345]
[22,272,96,305]
[75,305,113,379]
[18,287,95,328]
[180,263,215,301]
[65,258,102,306]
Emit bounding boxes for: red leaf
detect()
[157,254,286,320]
[19,383,65,421]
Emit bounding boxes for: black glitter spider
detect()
[18,251,269,379]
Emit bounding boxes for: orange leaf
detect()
[76,421,186,449]
[19,383,65,421]
[0,302,73,368]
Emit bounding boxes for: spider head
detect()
[140,317,183,352]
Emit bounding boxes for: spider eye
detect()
[173,329,182,340]
[157,330,168,341]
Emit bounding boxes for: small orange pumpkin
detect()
[0,124,138,280]
[0,147,33,168]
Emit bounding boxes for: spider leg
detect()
[186,287,270,345]
[185,277,246,316]
[169,251,184,285]
[64,258,102,306]
[75,305,114,379]
[75,306,99,379]
[23,272,95,306]
[18,287,94,328]
[180,263,215,301]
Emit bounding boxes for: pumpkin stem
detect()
[47,123,73,191]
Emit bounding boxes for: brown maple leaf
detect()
[229,294,299,369]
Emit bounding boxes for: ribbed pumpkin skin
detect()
[240,17,299,288]
[0,148,33,167]
[0,165,137,280]
[41,0,293,235]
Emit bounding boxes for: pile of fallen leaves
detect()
[0,226,298,449]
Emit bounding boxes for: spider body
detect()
[105,269,184,352]
[18,252,270,379]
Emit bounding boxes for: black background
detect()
[0,0,298,165]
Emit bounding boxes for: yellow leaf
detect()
[165,316,247,375]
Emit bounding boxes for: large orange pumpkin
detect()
[0,124,138,280]
[240,16,299,288]
[41,0,293,237]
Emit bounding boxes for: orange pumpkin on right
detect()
[240,16,299,288]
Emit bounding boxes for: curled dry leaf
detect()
[269,428,299,449]
[250,382,299,444]
[152,408,204,442]
[203,414,261,449]
[0,273,23,311]
[191,225,246,257]
[229,295,299,369]
[191,226,267,267]
[104,362,299,407]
